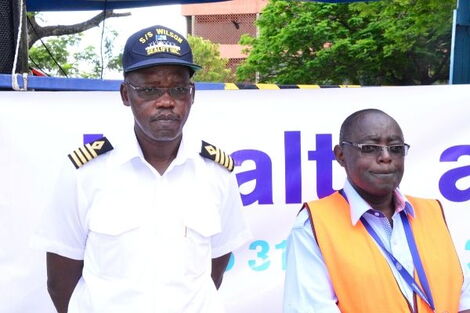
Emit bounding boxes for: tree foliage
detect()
[188,35,235,82]
[26,11,126,78]
[27,10,130,49]
[29,30,122,78]
[237,0,455,85]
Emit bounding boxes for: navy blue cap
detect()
[122,25,202,73]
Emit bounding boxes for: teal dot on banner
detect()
[225,253,235,272]
[466,240,470,270]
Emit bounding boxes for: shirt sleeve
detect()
[210,171,251,258]
[283,209,340,313]
[32,159,88,260]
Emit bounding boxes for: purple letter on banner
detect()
[232,150,273,206]
[285,131,302,204]
[439,145,470,202]
[83,134,104,145]
[308,134,335,199]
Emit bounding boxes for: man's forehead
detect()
[356,133,404,142]
[350,112,403,140]
[134,64,191,74]
[128,65,191,80]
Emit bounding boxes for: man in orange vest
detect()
[283,109,470,313]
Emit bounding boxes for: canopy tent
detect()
[25,0,230,12]
[24,0,375,12]
[24,0,370,12]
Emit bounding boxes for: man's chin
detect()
[370,184,398,197]
[358,181,398,197]
[151,131,182,142]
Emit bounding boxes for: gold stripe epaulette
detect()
[68,137,113,169]
[199,140,234,172]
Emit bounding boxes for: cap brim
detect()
[124,58,202,73]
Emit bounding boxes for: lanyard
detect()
[338,189,435,311]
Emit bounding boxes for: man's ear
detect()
[190,83,195,105]
[334,144,345,168]
[120,83,130,107]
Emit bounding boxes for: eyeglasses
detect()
[125,82,193,100]
[341,141,410,157]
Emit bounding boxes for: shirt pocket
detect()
[86,195,144,280]
[183,203,222,278]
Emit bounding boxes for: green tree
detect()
[27,11,127,78]
[188,35,235,82]
[237,0,455,85]
[29,30,122,78]
[29,35,79,77]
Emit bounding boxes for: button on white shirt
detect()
[283,180,470,313]
[35,130,251,313]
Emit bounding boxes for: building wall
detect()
[182,0,268,76]
[182,0,267,15]
[194,13,257,45]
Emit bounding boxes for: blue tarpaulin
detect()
[25,0,230,12]
[25,0,372,12]
[295,0,373,2]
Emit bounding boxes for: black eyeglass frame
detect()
[125,81,194,100]
[341,141,410,156]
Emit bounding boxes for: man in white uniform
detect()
[35,25,251,313]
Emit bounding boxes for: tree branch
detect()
[27,10,130,48]
[428,49,450,84]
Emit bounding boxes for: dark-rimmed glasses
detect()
[341,141,410,157]
[125,82,193,100]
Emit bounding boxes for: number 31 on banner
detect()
[226,240,287,272]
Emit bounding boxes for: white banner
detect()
[0,85,469,313]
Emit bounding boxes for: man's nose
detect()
[154,91,175,108]
[377,146,392,162]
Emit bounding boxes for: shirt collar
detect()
[170,132,200,168]
[108,127,144,166]
[343,180,415,226]
[109,128,200,168]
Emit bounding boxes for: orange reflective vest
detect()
[306,191,463,313]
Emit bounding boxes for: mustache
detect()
[150,113,180,122]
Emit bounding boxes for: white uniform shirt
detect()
[35,130,251,313]
[283,180,470,313]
